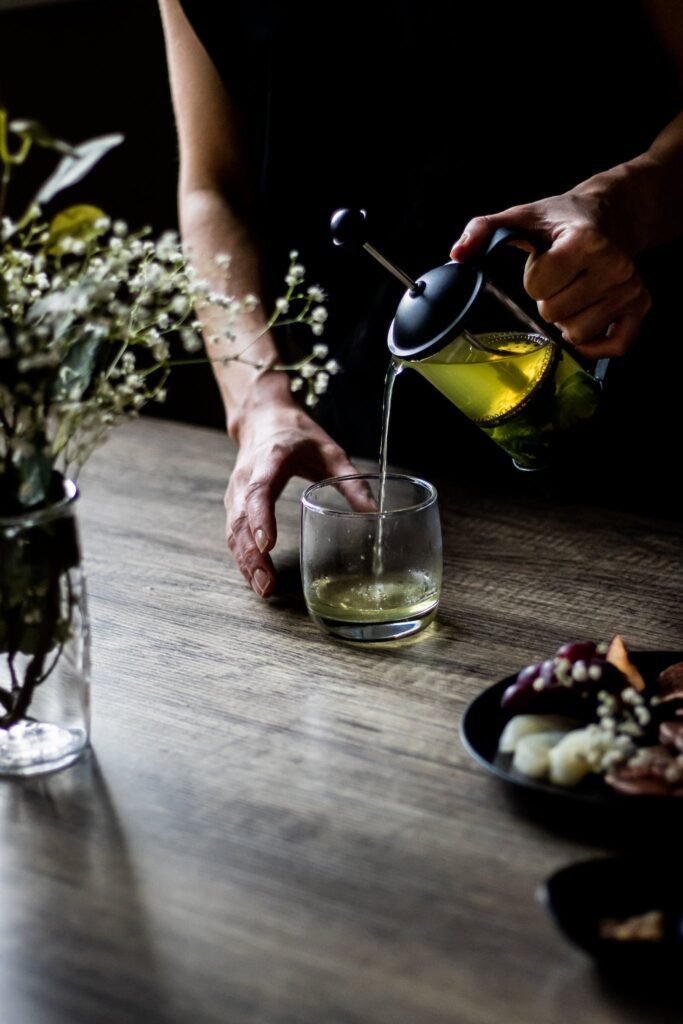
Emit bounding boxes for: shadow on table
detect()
[0,753,172,1024]
[594,965,683,1022]
[499,781,683,851]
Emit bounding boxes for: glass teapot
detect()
[331,208,605,471]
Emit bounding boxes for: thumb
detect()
[450,215,501,261]
[450,207,541,262]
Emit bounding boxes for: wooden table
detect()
[2,417,682,1024]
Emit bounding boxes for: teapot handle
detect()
[483,227,609,386]
[483,226,550,259]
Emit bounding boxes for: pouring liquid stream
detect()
[372,357,403,577]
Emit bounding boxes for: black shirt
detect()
[179,0,683,511]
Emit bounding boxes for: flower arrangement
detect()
[0,111,337,513]
[0,112,336,760]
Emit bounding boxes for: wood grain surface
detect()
[1,417,682,1024]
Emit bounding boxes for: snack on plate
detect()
[497,636,683,795]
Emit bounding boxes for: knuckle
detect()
[538,297,560,322]
[606,253,633,286]
[639,289,652,315]
[244,478,268,505]
[228,508,249,539]
[578,224,607,255]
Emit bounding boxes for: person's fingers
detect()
[527,233,633,305]
[537,263,636,324]
[225,483,277,598]
[225,451,280,597]
[311,443,378,512]
[555,279,651,347]
[450,205,545,261]
[568,312,649,359]
[449,215,496,260]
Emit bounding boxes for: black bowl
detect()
[542,856,683,973]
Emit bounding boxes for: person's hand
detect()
[449,191,651,358]
[225,376,360,598]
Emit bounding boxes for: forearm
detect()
[179,185,294,442]
[573,111,683,255]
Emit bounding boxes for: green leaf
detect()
[46,203,108,253]
[34,133,124,207]
[51,335,103,402]
[13,449,54,509]
[8,119,77,156]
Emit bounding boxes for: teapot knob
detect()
[330,207,423,295]
[330,208,369,248]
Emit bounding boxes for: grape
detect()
[555,640,598,664]
[500,643,629,720]
[501,663,541,713]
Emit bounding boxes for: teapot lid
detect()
[330,208,532,361]
[388,261,483,359]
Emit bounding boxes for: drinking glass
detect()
[300,473,442,641]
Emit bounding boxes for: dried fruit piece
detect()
[606,745,683,796]
[657,660,683,700]
[605,634,646,692]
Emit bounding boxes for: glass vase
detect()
[0,478,90,775]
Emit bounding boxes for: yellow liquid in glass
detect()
[306,570,439,624]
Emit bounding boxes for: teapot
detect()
[331,208,605,471]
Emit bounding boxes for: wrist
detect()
[228,368,297,443]
[572,155,661,256]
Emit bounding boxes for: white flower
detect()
[311,306,328,323]
[314,372,329,394]
[275,297,289,314]
[325,359,340,374]
[312,343,328,359]
[290,377,303,392]
[311,322,324,336]
[307,285,326,302]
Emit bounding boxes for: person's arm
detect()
[158,0,358,598]
[451,0,683,359]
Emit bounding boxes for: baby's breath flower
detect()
[0,157,340,509]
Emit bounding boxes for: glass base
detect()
[0,721,88,777]
[309,606,437,642]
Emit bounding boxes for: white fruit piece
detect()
[512,731,571,779]
[548,726,609,786]
[498,714,581,755]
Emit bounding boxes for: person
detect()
[158,0,683,598]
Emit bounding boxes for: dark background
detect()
[0,0,226,427]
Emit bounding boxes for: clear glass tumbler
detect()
[300,473,442,641]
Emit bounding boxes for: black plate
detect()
[460,650,683,806]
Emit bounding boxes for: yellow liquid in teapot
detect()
[407,331,601,469]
